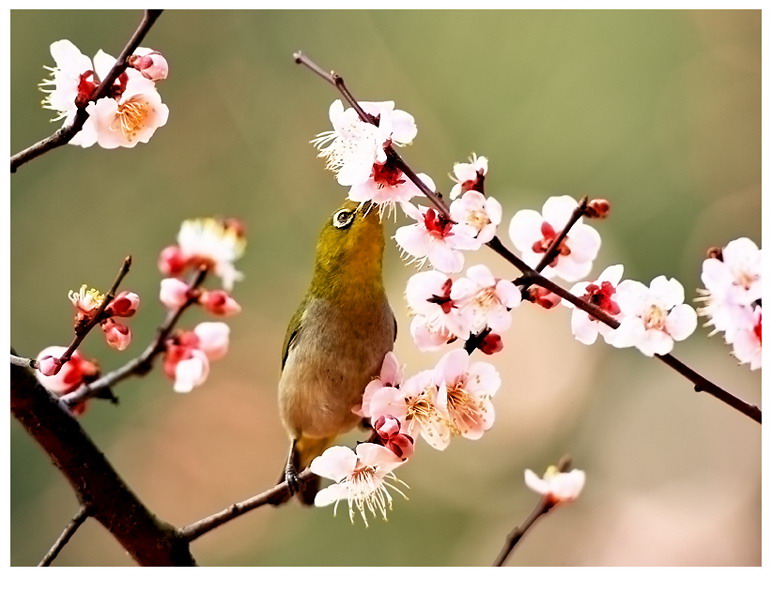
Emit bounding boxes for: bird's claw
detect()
[285,467,302,496]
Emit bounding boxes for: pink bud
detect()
[37,355,63,377]
[199,289,242,316]
[106,291,140,318]
[385,433,415,460]
[128,51,169,81]
[102,318,132,351]
[158,245,186,276]
[159,278,191,309]
[479,332,503,355]
[374,414,402,439]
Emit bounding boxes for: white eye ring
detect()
[332,208,355,229]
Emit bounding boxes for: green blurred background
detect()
[10,10,761,566]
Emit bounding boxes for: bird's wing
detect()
[281,298,307,370]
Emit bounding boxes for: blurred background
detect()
[10,10,760,566]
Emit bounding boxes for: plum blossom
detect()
[449,190,502,245]
[68,284,139,350]
[68,284,105,325]
[310,443,408,526]
[166,218,246,291]
[696,237,762,369]
[312,99,417,187]
[449,154,488,200]
[348,164,434,215]
[563,264,624,345]
[395,203,478,273]
[366,370,451,450]
[101,318,132,351]
[607,276,698,356]
[159,277,191,309]
[199,289,242,316]
[39,40,96,123]
[35,346,98,415]
[509,195,601,282]
[433,349,500,439]
[79,74,168,149]
[359,351,404,418]
[163,322,230,393]
[39,40,169,148]
[524,465,585,504]
[405,270,471,350]
[451,264,521,335]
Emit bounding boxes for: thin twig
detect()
[10,354,35,368]
[179,469,314,542]
[61,267,208,408]
[493,456,571,567]
[10,10,163,173]
[38,506,90,567]
[533,195,591,273]
[57,255,133,367]
[293,51,761,425]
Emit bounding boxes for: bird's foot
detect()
[285,466,302,496]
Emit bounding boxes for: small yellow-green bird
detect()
[276,200,396,504]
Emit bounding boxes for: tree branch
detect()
[493,456,571,567]
[38,506,90,567]
[179,470,314,542]
[11,361,196,566]
[10,9,163,173]
[293,51,761,425]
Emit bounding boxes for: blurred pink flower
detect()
[524,466,585,504]
[101,318,132,351]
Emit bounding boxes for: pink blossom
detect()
[524,466,585,504]
[367,370,450,450]
[348,165,434,214]
[35,346,98,415]
[312,99,417,187]
[172,350,210,394]
[68,284,105,325]
[159,278,190,309]
[508,195,601,282]
[449,154,488,200]
[433,349,500,440]
[563,264,624,345]
[39,40,96,124]
[158,245,186,276]
[176,218,246,291]
[395,202,479,273]
[450,264,521,335]
[193,322,230,360]
[359,351,404,417]
[405,270,472,350]
[608,276,698,356]
[449,190,502,245]
[101,318,132,351]
[199,289,242,316]
[727,306,761,370]
[309,443,408,526]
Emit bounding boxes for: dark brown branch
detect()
[11,362,196,566]
[179,469,315,542]
[10,10,163,173]
[493,456,572,567]
[61,267,208,408]
[293,51,761,425]
[38,506,90,567]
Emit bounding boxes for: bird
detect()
[275,200,396,505]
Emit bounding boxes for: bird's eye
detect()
[332,208,355,229]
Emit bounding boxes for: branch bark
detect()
[11,361,196,566]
